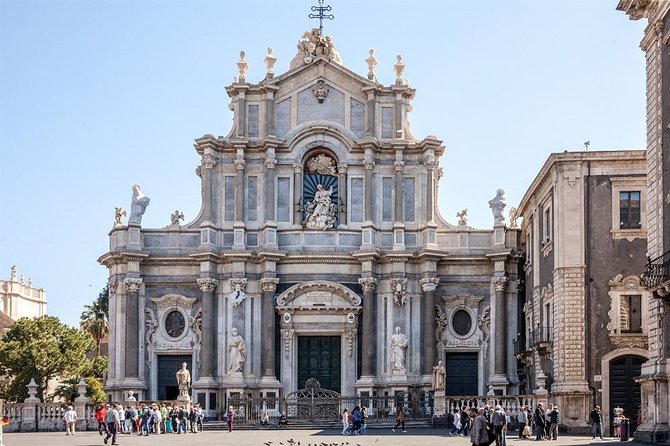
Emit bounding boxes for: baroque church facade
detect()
[100,29,524,411]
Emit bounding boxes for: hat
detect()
[495,405,502,410]
[105,404,110,408]
[67,406,73,410]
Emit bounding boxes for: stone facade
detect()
[99,29,523,411]
[0,265,47,333]
[618,0,670,442]
[517,151,648,433]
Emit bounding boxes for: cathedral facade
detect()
[99,30,522,412]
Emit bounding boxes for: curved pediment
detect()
[276,281,362,308]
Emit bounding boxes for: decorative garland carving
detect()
[390,278,408,307]
[282,329,294,358]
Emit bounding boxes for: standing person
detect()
[471,408,488,446]
[351,406,363,434]
[104,405,120,445]
[517,406,529,439]
[227,406,234,432]
[178,406,187,434]
[534,403,546,441]
[492,405,507,446]
[63,405,77,436]
[392,406,406,433]
[160,404,169,434]
[548,406,560,440]
[544,404,553,440]
[359,407,368,435]
[461,407,471,436]
[341,408,350,435]
[590,405,604,440]
[124,406,135,434]
[95,404,107,436]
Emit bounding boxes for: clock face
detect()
[165,310,186,338]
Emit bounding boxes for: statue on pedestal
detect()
[176,362,191,399]
[227,328,246,373]
[390,327,408,373]
[129,184,150,225]
[432,360,446,391]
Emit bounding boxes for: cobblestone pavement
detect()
[0,429,643,446]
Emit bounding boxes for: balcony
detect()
[530,326,552,355]
[643,251,670,295]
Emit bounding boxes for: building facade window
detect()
[620,294,642,333]
[607,275,649,349]
[619,191,641,229]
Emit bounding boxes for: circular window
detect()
[452,309,473,337]
[165,310,186,339]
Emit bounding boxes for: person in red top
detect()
[95,404,108,436]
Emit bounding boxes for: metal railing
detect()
[643,251,670,289]
[530,326,553,346]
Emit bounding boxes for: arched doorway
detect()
[608,355,644,434]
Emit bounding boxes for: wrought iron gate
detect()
[285,378,341,423]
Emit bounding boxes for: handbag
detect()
[523,425,531,437]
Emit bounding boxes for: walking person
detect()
[544,404,553,440]
[492,405,507,446]
[471,408,488,446]
[461,407,471,436]
[103,404,120,445]
[341,408,350,435]
[517,406,529,439]
[392,406,406,433]
[590,405,604,440]
[95,404,107,436]
[548,406,560,440]
[227,406,234,432]
[63,405,77,436]
[123,406,135,434]
[534,403,546,441]
[450,408,462,435]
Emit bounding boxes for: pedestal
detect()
[433,390,446,416]
[176,394,191,411]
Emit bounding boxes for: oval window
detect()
[452,309,473,336]
[165,310,186,338]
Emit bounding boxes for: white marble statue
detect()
[394,54,405,84]
[176,362,191,398]
[228,281,247,307]
[237,50,248,79]
[509,207,519,228]
[433,360,446,391]
[170,210,184,226]
[457,209,468,226]
[304,184,336,230]
[129,184,150,225]
[488,188,506,226]
[228,327,246,373]
[114,207,127,226]
[390,326,409,373]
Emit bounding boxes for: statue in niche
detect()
[228,327,246,373]
[389,326,409,373]
[228,282,247,307]
[129,184,150,225]
[303,184,336,230]
[488,188,506,226]
[432,360,446,391]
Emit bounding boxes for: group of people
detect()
[528,403,561,441]
[93,402,205,444]
[340,406,368,435]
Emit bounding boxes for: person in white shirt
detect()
[63,406,77,436]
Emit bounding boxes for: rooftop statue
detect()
[290,29,342,70]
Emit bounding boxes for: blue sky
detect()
[0,0,646,327]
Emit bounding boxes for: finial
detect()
[10,265,17,281]
[309,0,334,35]
[264,46,277,79]
[394,54,406,85]
[365,49,378,81]
[237,50,248,82]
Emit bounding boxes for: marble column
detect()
[293,164,303,225]
[366,91,375,137]
[492,275,508,377]
[265,158,276,221]
[394,160,404,222]
[197,278,218,378]
[358,277,378,377]
[424,157,436,222]
[200,155,216,223]
[421,277,440,374]
[260,277,280,378]
[338,164,347,225]
[124,278,142,378]
[234,158,246,222]
[364,159,374,222]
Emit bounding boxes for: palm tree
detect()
[80,286,109,357]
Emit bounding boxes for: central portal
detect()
[297,336,341,393]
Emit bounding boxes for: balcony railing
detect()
[530,326,553,347]
[643,251,670,289]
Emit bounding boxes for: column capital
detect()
[197,278,218,292]
[124,277,142,292]
[393,160,404,172]
[363,159,375,170]
[108,279,118,295]
[201,154,216,169]
[261,277,280,292]
[491,275,508,292]
[420,277,440,292]
[358,277,378,292]
[292,163,303,174]
[423,156,437,171]
[264,158,277,169]
[234,158,246,171]
[338,164,348,174]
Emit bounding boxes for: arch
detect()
[600,348,648,436]
[284,120,356,162]
[276,280,362,307]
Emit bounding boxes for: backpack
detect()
[353,410,361,422]
[549,410,559,424]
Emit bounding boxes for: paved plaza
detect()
[0,429,642,446]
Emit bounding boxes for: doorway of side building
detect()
[445,352,478,395]
[609,355,644,434]
[158,354,192,400]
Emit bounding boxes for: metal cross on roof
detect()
[309,0,334,34]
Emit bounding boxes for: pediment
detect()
[276,281,362,308]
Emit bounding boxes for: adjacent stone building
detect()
[618,0,670,442]
[99,30,524,411]
[516,150,648,434]
[0,265,47,333]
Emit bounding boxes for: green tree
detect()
[80,286,109,357]
[53,377,105,403]
[0,316,94,402]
